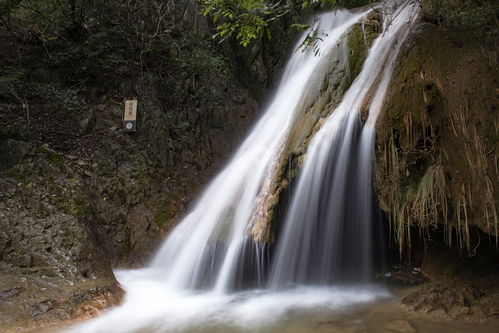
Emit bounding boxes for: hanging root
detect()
[382,121,497,256]
[411,164,449,244]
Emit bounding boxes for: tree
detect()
[200,0,373,46]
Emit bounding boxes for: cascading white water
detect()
[63,2,419,333]
[148,8,370,292]
[270,1,420,287]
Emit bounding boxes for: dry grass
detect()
[381,104,497,255]
[449,105,497,247]
[411,164,449,242]
[376,23,498,257]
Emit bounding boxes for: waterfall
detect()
[64,2,420,333]
[149,8,370,292]
[270,1,420,287]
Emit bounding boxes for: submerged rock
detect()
[402,281,482,319]
[24,300,55,319]
[0,286,24,301]
[385,320,417,333]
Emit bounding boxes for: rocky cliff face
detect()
[0,78,257,331]
[374,4,498,320]
[375,22,498,255]
[0,1,277,329]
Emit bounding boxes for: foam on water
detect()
[66,269,388,333]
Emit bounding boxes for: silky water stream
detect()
[63,2,424,333]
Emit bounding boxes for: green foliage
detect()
[200,0,376,46]
[173,32,231,77]
[0,67,24,100]
[153,211,168,228]
[200,0,289,46]
[27,84,87,112]
[422,0,498,40]
[289,23,311,31]
[301,0,343,10]
[0,0,178,99]
[296,24,328,55]
[5,166,27,183]
[80,29,126,69]
[39,147,64,167]
[11,0,118,40]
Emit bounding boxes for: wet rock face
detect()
[402,282,481,315]
[0,74,259,278]
[0,145,119,278]
[401,280,499,321]
[0,273,122,331]
[0,12,263,278]
[401,240,499,320]
[0,4,264,331]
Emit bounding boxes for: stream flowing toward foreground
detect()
[64,2,421,332]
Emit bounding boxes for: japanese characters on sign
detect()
[123,100,137,132]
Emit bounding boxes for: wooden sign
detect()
[123,99,137,132]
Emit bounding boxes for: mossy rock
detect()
[376,22,498,252]
[38,147,64,168]
[347,24,369,81]
[346,15,380,82]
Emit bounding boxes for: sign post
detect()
[123,99,137,132]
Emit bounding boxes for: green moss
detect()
[153,211,168,228]
[347,25,368,81]
[5,166,27,183]
[73,195,91,216]
[348,14,380,78]
[346,15,380,82]
[61,229,81,249]
[38,147,64,168]
[54,194,90,217]
[54,198,73,215]
[34,205,51,218]
[152,203,179,229]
